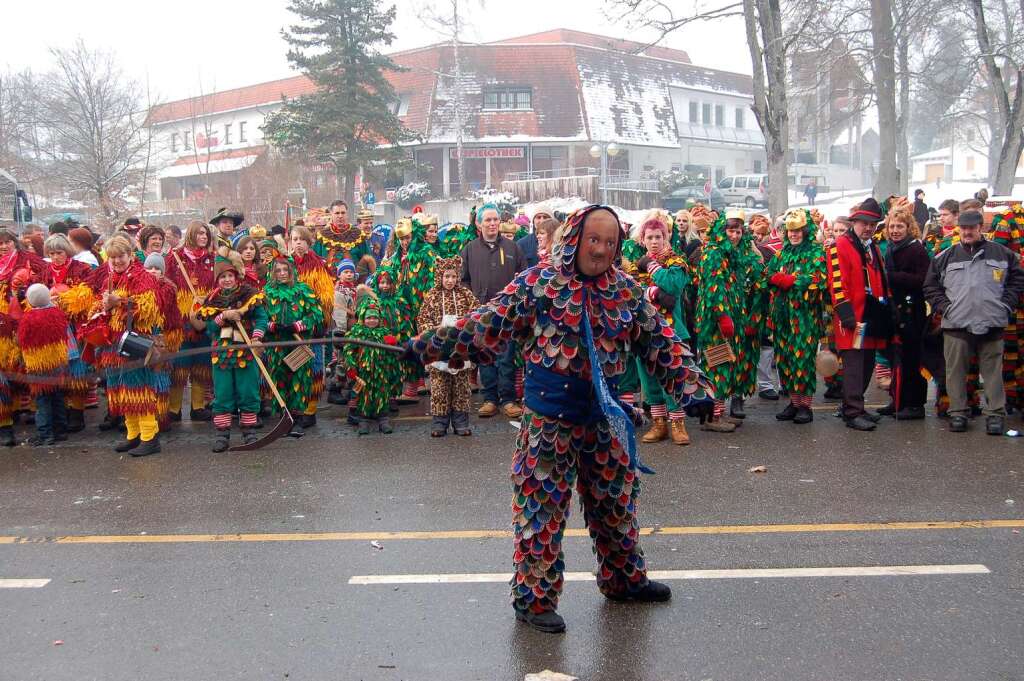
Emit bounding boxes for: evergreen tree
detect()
[263,0,415,202]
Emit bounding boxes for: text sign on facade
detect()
[449,147,525,159]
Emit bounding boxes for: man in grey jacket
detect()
[460,203,528,419]
[923,209,1024,434]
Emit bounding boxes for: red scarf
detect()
[184,246,208,262]
[50,260,71,286]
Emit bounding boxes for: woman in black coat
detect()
[881,206,932,419]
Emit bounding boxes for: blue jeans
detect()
[480,344,517,405]
[35,391,67,440]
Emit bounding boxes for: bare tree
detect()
[870,0,899,197]
[36,40,149,227]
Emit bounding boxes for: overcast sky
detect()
[7,0,750,102]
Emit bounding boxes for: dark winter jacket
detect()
[913,199,930,232]
[885,238,931,337]
[516,233,539,269]
[459,236,527,304]
[923,238,1024,336]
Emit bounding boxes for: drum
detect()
[117,330,156,363]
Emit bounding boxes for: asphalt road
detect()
[1,392,1022,681]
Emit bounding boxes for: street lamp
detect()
[589,141,620,204]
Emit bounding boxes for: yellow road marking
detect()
[1,519,1021,545]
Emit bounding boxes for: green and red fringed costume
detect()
[379,218,436,384]
[989,206,1024,408]
[263,261,324,415]
[766,210,826,398]
[341,296,403,419]
[695,215,764,401]
[412,205,712,616]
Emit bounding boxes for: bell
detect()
[815,348,840,377]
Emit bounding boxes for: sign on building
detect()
[449,147,525,159]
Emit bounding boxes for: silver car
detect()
[718,174,769,208]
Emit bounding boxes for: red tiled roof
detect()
[170,146,266,166]
[148,76,316,125]
[488,29,691,64]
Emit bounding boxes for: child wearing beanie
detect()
[18,284,71,446]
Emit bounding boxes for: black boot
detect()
[212,429,230,453]
[823,384,843,400]
[515,608,566,634]
[357,418,370,436]
[775,403,798,421]
[379,416,393,434]
[0,426,15,447]
[190,407,212,422]
[66,409,86,433]
[288,413,305,438]
[604,580,672,603]
[452,411,471,436]
[877,401,896,416]
[131,435,161,457]
[241,428,258,446]
[793,406,814,424]
[431,414,449,437]
[98,413,122,431]
[115,437,140,453]
[301,413,317,428]
[730,397,746,419]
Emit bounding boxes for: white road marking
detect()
[0,579,51,588]
[348,564,991,585]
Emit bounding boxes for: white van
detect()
[718,174,769,208]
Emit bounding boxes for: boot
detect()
[669,418,690,446]
[358,418,371,436]
[241,428,258,446]
[793,407,813,424]
[169,411,182,422]
[604,580,672,603]
[701,418,736,433]
[515,608,566,634]
[641,416,668,443]
[259,401,273,417]
[379,416,394,434]
[877,401,896,416]
[288,413,305,438]
[452,411,471,436]
[190,407,212,422]
[431,414,449,437]
[115,437,140,453]
[346,408,359,426]
[131,435,161,457]
[730,397,746,419]
[212,429,231,453]
[823,384,843,400]
[0,426,15,447]
[302,413,317,428]
[66,409,85,433]
[776,403,798,421]
[98,413,122,432]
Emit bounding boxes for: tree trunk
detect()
[994,72,1024,195]
[896,36,910,196]
[871,0,900,199]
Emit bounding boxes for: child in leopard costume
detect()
[416,256,479,436]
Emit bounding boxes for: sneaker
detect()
[477,402,498,418]
[604,580,672,603]
[514,609,566,634]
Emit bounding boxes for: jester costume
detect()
[415,256,479,436]
[89,260,173,452]
[766,209,826,420]
[46,258,95,432]
[695,213,764,424]
[197,261,268,451]
[291,249,334,421]
[412,205,712,628]
[263,259,324,418]
[341,293,402,434]
[165,246,216,420]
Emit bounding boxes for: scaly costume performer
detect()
[18,286,71,444]
[766,209,826,423]
[342,290,403,434]
[415,256,479,436]
[412,204,712,633]
[46,254,95,433]
[695,211,764,429]
[165,227,216,422]
[291,247,334,424]
[263,258,323,434]
[197,253,268,452]
[0,241,45,445]
[89,246,171,456]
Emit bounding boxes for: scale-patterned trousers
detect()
[510,408,648,614]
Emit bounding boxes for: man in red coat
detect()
[827,198,892,430]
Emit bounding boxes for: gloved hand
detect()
[718,314,735,338]
[292,321,306,333]
[769,272,796,290]
[744,325,757,337]
[383,334,398,346]
[635,255,652,273]
[655,289,677,310]
[835,301,857,331]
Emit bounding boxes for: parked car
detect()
[663,185,726,213]
[718,174,769,208]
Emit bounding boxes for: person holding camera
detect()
[826,198,892,431]
[923,208,1024,434]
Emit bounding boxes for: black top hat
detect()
[848,197,883,224]
[210,207,244,228]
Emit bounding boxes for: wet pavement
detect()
[1,393,1022,680]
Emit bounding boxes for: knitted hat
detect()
[68,227,93,251]
[144,253,166,273]
[26,283,52,309]
[338,258,356,274]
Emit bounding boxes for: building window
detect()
[390,94,411,116]
[702,103,712,125]
[171,133,178,153]
[753,160,763,173]
[689,101,699,123]
[715,104,724,127]
[239,121,247,143]
[533,146,568,172]
[482,88,532,111]
[966,156,975,171]
[735,107,745,129]
[671,162,682,172]
[224,123,232,145]
[183,130,192,151]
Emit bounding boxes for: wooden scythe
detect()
[229,322,295,451]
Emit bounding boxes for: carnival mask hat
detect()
[248,224,267,240]
[725,207,747,223]
[689,204,714,231]
[499,221,518,236]
[394,218,413,239]
[357,207,374,221]
[553,204,624,277]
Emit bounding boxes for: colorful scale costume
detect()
[263,260,324,415]
[766,209,826,398]
[413,205,711,614]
